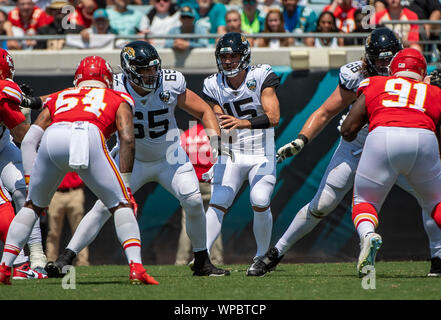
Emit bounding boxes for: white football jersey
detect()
[203,64,279,156]
[113,69,186,162]
[339,60,364,92]
[338,60,368,147]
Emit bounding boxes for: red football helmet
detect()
[389,48,427,81]
[74,56,113,88]
[0,49,15,80]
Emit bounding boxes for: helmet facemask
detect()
[121,52,161,92]
[366,51,394,76]
[216,50,247,78]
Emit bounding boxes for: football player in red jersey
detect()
[341,48,441,277]
[0,56,158,285]
[0,48,49,279]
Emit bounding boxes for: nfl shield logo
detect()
[159,90,170,102]
[246,79,257,91]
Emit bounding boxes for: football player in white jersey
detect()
[259,27,441,277]
[44,41,230,277]
[201,32,281,276]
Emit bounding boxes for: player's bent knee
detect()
[210,188,235,212]
[181,192,204,218]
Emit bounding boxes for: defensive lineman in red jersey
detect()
[341,48,441,277]
[0,56,158,285]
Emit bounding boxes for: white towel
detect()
[69,121,89,169]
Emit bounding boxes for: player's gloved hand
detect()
[337,112,348,133]
[127,187,138,217]
[276,134,309,163]
[210,135,234,162]
[21,94,43,110]
[430,69,441,89]
[19,83,34,96]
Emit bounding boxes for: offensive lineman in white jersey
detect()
[44,41,230,277]
[259,27,441,277]
[201,33,281,276]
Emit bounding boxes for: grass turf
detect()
[1,261,441,300]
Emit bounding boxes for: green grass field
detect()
[1,261,440,300]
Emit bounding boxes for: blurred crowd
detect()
[0,0,439,55]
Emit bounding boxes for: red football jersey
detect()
[357,75,441,133]
[0,79,25,129]
[8,6,53,32]
[44,87,134,139]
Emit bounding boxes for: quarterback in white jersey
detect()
[46,41,230,277]
[260,27,441,276]
[202,33,280,276]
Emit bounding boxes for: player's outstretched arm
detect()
[177,88,221,137]
[340,94,368,142]
[116,102,135,175]
[276,85,356,163]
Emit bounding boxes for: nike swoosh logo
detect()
[17,269,38,278]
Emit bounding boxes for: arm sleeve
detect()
[261,72,280,92]
[21,124,44,178]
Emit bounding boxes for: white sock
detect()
[422,208,441,258]
[253,208,273,258]
[14,250,29,266]
[114,207,142,264]
[357,221,376,240]
[275,204,321,256]
[1,207,37,267]
[206,206,225,254]
[67,200,111,254]
[181,193,207,252]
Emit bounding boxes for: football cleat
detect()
[428,257,441,277]
[129,261,159,285]
[246,258,267,277]
[192,250,230,277]
[357,232,382,278]
[262,247,284,273]
[0,262,12,285]
[188,259,195,272]
[44,248,76,278]
[12,262,48,280]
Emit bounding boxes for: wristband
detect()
[297,134,309,146]
[249,114,270,129]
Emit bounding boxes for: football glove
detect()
[337,112,348,133]
[19,83,34,96]
[276,136,308,163]
[430,69,441,89]
[210,135,234,162]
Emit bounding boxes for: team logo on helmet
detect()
[122,47,135,58]
[246,79,257,91]
[159,90,170,102]
[5,54,13,69]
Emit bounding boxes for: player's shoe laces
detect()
[428,257,441,277]
[246,257,267,277]
[44,248,76,278]
[129,261,159,285]
[357,232,382,278]
[192,250,230,276]
[12,262,48,280]
[0,262,12,285]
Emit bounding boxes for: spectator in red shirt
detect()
[175,122,224,266]
[67,0,98,29]
[8,0,53,32]
[375,0,422,52]
[323,0,356,33]
[46,172,89,266]
[8,0,53,49]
